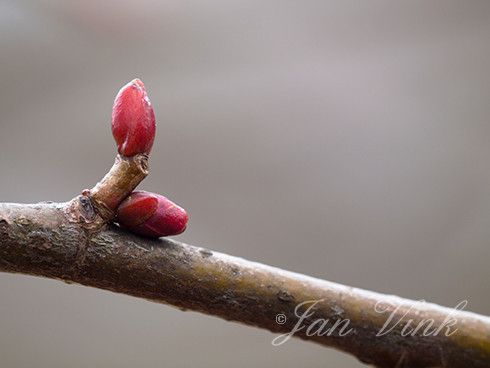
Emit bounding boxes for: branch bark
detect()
[0,199,489,367]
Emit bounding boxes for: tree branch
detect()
[0,199,489,367]
[2,79,489,367]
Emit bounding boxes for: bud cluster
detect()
[109,79,188,238]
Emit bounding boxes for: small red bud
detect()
[111,79,156,157]
[116,190,188,238]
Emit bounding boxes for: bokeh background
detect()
[1,1,489,367]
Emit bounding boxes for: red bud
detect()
[116,190,188,238]
[111,79,156,157]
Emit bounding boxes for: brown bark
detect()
[0,198,489,367]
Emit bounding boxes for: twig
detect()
[1,78,489,366]
[0,199,489,367]
[87,153,149,221]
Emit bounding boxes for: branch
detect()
[2,79,489,367]
[1,199,489,367]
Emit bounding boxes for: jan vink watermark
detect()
[271,299,467,346]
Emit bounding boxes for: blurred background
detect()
[1,1,489,367]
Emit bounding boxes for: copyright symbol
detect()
[276,314,286,324]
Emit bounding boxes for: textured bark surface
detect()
[0,200,489,367]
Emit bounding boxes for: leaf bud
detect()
[111,79,156,157]
[116,190,188,238]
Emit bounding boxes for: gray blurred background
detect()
[1,1,489,367]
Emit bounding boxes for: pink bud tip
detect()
[116,190,188,238]
[111,79,156,157]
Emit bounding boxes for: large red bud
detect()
[116,190,188,238]
[111,79,156,157]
